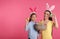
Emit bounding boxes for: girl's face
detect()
[44,11,50,19]
[31,15,36,21]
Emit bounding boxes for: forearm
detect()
[53,17,58,29]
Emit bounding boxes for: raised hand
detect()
[52,14,58,29]
[25,18,29,24]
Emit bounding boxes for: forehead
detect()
[45,11,50,14]
[32,14,36,16]
[32,15,36,17]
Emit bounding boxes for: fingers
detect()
[26,18,29,23]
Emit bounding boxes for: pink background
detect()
[0,0,60,39]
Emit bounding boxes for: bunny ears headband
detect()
[29,3,55,13]
[46,3,55,12]
[29,7,37,14]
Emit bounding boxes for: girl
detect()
[39,10,58,39]
[25,13,39,39]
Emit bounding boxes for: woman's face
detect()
[44,11,50,19]
[31,15,36,21]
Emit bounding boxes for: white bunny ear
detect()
[49,5,55,11]
[46,3,49,10]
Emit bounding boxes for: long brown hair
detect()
[29,13,36,22]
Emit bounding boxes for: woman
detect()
[25,13,39,39]
[39,10,58,39]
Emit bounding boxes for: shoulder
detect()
[28,22,31,24]
[49,20,53,24]
[28,21,33,25]
[49,20,53,22]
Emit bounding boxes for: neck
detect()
[31,20,35,22]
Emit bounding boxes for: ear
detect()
[34,7,37,12]
[49,5,55,11]
[29,8,34,12]
[46,3,50,10]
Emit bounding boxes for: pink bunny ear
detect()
[29,8,34,12]
[49,5,55,11]
[29,7,37,13]
[46,3,49,10]
[34,7,37,12]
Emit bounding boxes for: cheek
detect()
[48,15,50,17]
[44,15,49,18]
[33,17,36,20]
[31,18,35,20]
[33,17,36,19]
[32,16,36,19]
[46,14,50,17]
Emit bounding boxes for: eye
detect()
[44,13,46,14]
[47,14,49,15]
